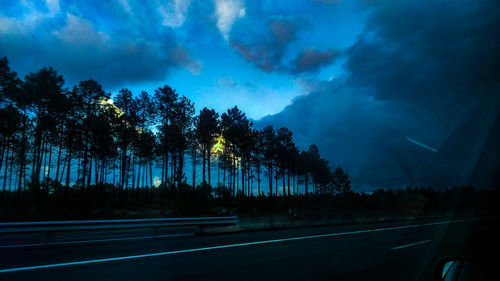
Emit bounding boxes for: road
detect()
[0,217,497,281]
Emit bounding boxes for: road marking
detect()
[0,218,479,274]
[0,233,192,249]
[390,240,432,250]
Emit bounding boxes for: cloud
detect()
[345,0,500,132]
[169,46,202,74]
[268,18,298,47]
[291,48,338,73]
[257,0,500,190]
[214,0,245,40]
[229,15,337,74]
[229,16,302,72]
[0,17,23,35]
[0,2,202,89]
[217,77,237,88]
[53,13,109,46]
[256,84,434,190]
[44,0,60,16]
[159,0,191,28]
[117,0,133,16]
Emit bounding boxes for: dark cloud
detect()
[258,0,500,190]
[291,48,338,73]
[0,3,200,89]
[229,17,301,73]
[230,17,337,74]
[346,0,500,129]
[268,18,299,47]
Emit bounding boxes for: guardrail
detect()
[0,216,238,235]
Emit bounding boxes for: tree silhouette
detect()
[221,106,251,195]
[115,88,138,189]
[134,91,156,188]
[250,129,264,196]
[0,56,355,211]
[73,79,107,189]
[262,125,276,197]
[154,85,178,187]
[332,167,351,196]
[23,67,65,192]
[195,108,219,186]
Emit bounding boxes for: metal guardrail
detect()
[0,216,238,234]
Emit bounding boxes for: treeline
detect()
[0,56,351,202]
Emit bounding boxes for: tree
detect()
[0,57,22,104]
[0,57,25,196]
[134,91,156,188]
[73,80,107,189]
[307,144,321,194]
[0,56,355,211]
[114,88,139,189]
[262,125,276,197]
[332,167,351,196]
[23,67,65,191]
[195,108,219,186]
[276,127,294,196]
[221,106,251,195]
[154,86,195,188]
[171,96,195,187]
[0,105,22,195]
[249,129,263,196]
[154,85,178,187]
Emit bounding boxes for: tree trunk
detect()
[47,145,52,181]
[149,159,153,187]
[282,169,285,197]
[65,150,71,188]
[305,173,308,195]
[287,169,290,196]
[143,162,146,187]
[94,157,99,188]
[275,169,278,196]
[178,149,184,187]
[55,137,62,183]
[0,138,5,177]
[82,135,89,190]
[8,151,14,191]
[2,143,10,193]
[18,131,27,196]
[208,150,211,187]
[192,151,196,188]
[232,154,236,196]
[223,163,226,188]
[87,154,92,187]
[257,166,261,196]
[161,155,165,185]
[268,164,272,197]
[202,148,206,184]
[137,158,141,188]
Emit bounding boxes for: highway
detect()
[0,217,497,281]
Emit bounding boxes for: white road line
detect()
[0,218,479,274]
[390,239,432,250]
[0,233,193,249]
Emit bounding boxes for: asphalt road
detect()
[0,217,498,281]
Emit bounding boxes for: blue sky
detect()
[0,0,366,119]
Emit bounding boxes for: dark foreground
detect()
[0,217,498,281]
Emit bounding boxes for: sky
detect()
[0,0,366,119]
[2,0,500,190]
